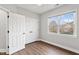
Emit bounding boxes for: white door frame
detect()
[0,7,9,54]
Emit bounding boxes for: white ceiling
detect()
[16,4,62,14]
[0,4,62,14]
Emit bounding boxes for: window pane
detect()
[60,12,75,35]
[48,16,58,33]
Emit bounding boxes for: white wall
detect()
[40,4,79,53]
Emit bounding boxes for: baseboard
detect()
[39,39,79,54]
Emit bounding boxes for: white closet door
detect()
[9,12,25,54]
[25,17,39,44]
[0,9,8,52]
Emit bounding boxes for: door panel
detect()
[25,17,39,44]
[9,12,25,54]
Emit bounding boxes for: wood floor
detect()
[12,41,78,55]
[0,52,6,55]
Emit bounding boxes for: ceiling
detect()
[0,4,62,14]
[16,4,62,14]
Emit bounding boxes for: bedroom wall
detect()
[40,4,79,53]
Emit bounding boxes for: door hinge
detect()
[7,30,9,33]
[7,15,9,18]
[8,46,9,48]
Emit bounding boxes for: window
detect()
[48,16,58,33]
[48,11,76,36]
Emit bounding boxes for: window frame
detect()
[48,9,77,37]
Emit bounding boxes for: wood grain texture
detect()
[0,52,6,55]
[12,41,78,55]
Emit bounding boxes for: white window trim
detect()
[48,9,77,37]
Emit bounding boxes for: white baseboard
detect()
[40,39,79,54]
